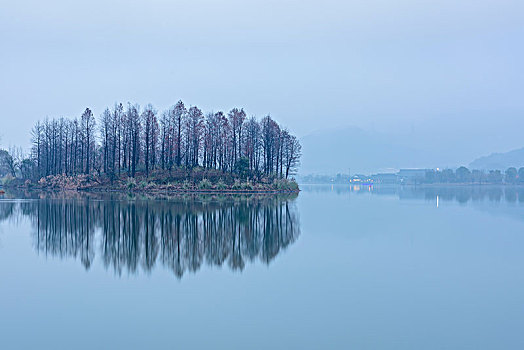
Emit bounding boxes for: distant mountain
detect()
[469,148,524,170]
[298,124,524,175]
[299,126,433,175]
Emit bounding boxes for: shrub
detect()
[216,179,227,190]
[198,178,212,189]
[253,183,266,191]
[287,179,299,191]
[241,181,253,190]
[272,179,283,190]
[126,178,137,189]
[232,179,242,190]
[272,178,299,191]
[1,174,15,186]
[182,180,192,190]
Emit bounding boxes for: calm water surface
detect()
[1,185,524,349]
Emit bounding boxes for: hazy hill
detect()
[469,148,524,170]
[299,125,524,175]
[299,126,430,174]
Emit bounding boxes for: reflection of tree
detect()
[0,201,16,222]
[18,199,96,269]
[3,193,300,278]
[347,185,524,204]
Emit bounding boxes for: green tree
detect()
[0,149,16,177]
[441,169,455,183]
[234,157,250,179]
[19,159,37,180]
[505,167,518,184]
[471,169,485,184]
[488,170,503,184]
[519,167,524,183]
[455,166,471,183]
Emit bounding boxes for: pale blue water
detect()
[1,185,524,349]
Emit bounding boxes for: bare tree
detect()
[172,100,186,168]
[81,108,96,174]
[141,104,158,177]
[27,100,301,180]
[282,131,301,178]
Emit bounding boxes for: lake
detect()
[1,185,524,349]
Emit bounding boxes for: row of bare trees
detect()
[29,101,301,180]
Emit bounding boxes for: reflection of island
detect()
[2,193,300,278]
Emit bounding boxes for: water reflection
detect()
[305,184,524,204]
[390,186,524,204]
[0,193,300,278]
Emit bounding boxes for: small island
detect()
[0,101,301,193]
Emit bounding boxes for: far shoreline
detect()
[299,182,524,187]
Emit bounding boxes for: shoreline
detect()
[300,182,524,187]
[1,183,300,195]
[78,187,299,195]
[0,185,299,195]
[1,174,300,195]
[0,186,300,201]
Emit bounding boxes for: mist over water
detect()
[1,186,524,349]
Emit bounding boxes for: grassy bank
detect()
[2,171,299,194]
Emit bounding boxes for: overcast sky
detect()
[1,0,523,154]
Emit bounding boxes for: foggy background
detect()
[1,0,523,174]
